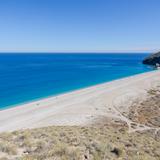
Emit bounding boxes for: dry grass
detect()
[0,124,159,160]
[0,88,160,160]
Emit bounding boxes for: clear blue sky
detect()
[0,0,160,52]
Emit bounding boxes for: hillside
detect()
[0,87,160,160]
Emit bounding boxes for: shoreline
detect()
[0,70,153,111]
[0,70,154,111]
[0,70,160,132]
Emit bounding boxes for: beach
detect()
[1,0,160,158]
[0,70,160,159]
[0,70,160,133]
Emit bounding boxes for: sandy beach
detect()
[0,70,160,132]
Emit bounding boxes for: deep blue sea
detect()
[0,53,153,109]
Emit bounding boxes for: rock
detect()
[110,147,122,157]
[143,51,160,66]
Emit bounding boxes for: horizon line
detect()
[0,50,157,54]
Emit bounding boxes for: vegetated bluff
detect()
[143,51,160,66]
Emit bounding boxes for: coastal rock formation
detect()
[143,51,160,66]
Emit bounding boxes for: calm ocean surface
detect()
[0,53,153,109]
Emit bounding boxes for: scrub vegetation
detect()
[0,88,160,160]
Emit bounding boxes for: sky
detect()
[0,0,160,53]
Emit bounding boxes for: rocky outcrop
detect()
[143,51,160,66]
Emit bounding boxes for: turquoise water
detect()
[0,53,153,109]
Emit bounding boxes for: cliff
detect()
[143,51,160,66]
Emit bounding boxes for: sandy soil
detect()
[0,70,160,132]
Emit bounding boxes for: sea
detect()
[0,53,153,109]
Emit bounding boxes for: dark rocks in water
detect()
[143,51,160,66]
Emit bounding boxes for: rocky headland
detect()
[143,51,160,66]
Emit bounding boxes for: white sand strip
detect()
[0,70,160,132]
